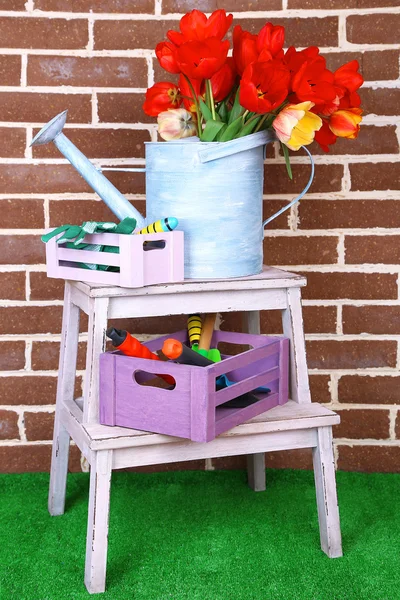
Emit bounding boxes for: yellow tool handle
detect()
[198,313,217,352]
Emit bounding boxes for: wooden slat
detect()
[58,248,121,267]
[73,266,306,298]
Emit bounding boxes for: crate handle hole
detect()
[133,369,175,390]
[216,341,253,356]
[143,240,166,251]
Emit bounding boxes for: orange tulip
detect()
[329,107,363,139]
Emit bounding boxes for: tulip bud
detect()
[157,108,197,141]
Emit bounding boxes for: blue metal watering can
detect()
[32,110,314,279]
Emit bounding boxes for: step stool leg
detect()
[49,282,80,516]
[312,426,342,558]
[247,453,266,492]
[83,297,109,424]
[85,450,113,594]
[282,287,311,403]
[243,311,266,492]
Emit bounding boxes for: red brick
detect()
[259,306,336,334]
[323,50,400,82]
[299,199,400,230]
[95,19,179,50]
[0,17,88,49]
[98,93,152,124]
[264,164,343,194]
[0,410,19,440]
[132,460,206,473]
[0,376,82,405]
[350,163,400,192]
[310,374,331,404]
[343,305,400,335]
[302,272,398,301]
[33,128,150,160]
[48,199,145,228]
[0,306,63,335]
[314,125,398,155]
[338,445,400,474]
[234,17,338,48]
[32,341,87,371]
[35,0,154,12]
[110,314,188,336]
[28,56,148,88]
[306,340,397,369]
[0,92,91,123]
[396,413,400,439]
[0,128,26,159]
[263,235,338,266]
[0,341,25,371]
[334,409,389,440]
[347,14,400,45]
[0,55,21,86]
[290,0,399,7]
[30,272,64,301]
[0,272,25,300]
[339,375,400,405]
[263,200,290,229]
[0,236,45,265]
[0,199,44,229]
[0,0,26,8]
[24,411,54,441]
[360,88,400,117]
[0,164,145,195]
[209,455,247,470]
[346,235,400,264]
[266,448,313,470]
[361,50,399,81]
[0,444,81,473]
[163,0,281,10]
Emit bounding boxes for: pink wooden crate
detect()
[45,230,184,288]
[99,329,289,442]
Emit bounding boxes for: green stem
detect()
[183,74,202,138]
[254,113,270,133]
[206,79,216,121]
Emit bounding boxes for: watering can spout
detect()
[31,111,145,227]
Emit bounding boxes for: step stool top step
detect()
[71,266,307,298]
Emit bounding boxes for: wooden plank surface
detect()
[73,266,306,298]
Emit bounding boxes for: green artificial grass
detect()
[1,469,400,600]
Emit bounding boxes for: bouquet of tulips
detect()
[143,9,363,175]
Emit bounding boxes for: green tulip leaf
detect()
[235,116,261,138]
[216,123,228,141]
[281,142,293,180]
[228,88,244,124]
[199,98,220,123]
[217,102,229,123]
[201,120,226,142]
[218,115,244,142]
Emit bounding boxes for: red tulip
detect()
[329,107,363,139]
[155,41,180,74]
[334,60,364,95]
[177,38,230,80]
[239,59,290,114]
[257,23,285,60]
[233,25,258,75]
[286,46,336,105]
[210,58,237,102]
[178,74,202,113]
[167,9,233,46]
[143,82,181,117]
[314,120,338,152]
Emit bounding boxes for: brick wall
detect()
[0,0,399,474]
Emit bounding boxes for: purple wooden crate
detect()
[99,330,289,442]
[45,229,184,288]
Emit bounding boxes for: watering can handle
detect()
[263,145,314,228]
[197,130,276,163]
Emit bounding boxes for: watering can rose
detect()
[144,8,364,159]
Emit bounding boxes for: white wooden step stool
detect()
[48,266,342,594]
